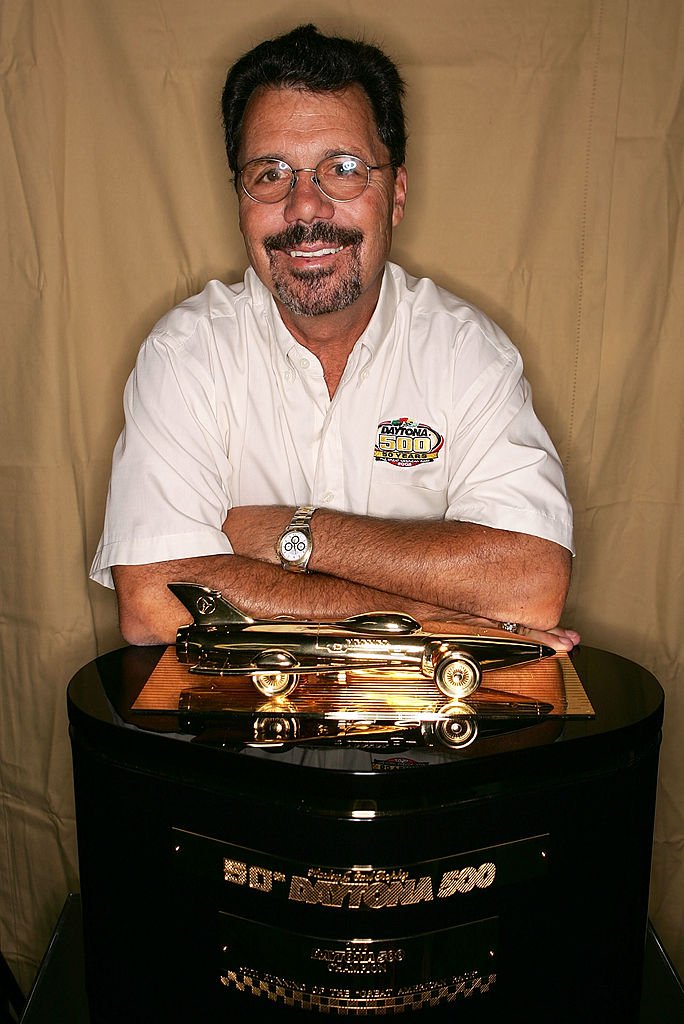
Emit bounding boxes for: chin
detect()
[273,267,363,318]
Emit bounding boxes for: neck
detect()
[276,278,381,398]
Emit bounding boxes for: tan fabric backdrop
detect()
[1,0,682,989]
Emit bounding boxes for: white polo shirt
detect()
[90,263,574,588]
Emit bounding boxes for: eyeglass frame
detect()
[235,154,396,204]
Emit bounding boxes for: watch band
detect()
[289,506,317,531]
[276,505,317,572]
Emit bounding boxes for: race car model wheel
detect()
[252,715,299,743]
[251,672,298,698]
[434,653,481,698]
[435,716,478,749]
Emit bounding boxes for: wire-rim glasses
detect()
[237,154,394,204]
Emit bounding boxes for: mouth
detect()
[287,246,344,259]
[265,225,363,266]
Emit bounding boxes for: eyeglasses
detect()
[237,154,394,204]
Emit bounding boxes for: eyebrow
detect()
[241,149,373,167]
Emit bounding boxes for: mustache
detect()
[264,223,363,253]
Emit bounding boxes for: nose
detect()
[283,169,335,223]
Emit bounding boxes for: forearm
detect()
[112,555,462,647]
[310,510,571,629]
[225,507,572,630]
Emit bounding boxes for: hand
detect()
[421,612,580,653]
[222,505,293,564]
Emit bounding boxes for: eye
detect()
[253,160,291,184]
[329,156,364,178]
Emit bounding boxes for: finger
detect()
[525,627,578,652]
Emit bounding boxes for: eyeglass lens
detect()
[240,155,371,203]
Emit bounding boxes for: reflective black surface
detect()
[71,644,662,745]
[67,644,663,796]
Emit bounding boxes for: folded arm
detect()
[224,505,571,629]
[113,505,575,650]
[112,554,478,646]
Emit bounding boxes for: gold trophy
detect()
[170,582,553,701]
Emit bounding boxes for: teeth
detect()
[288,246,343,258]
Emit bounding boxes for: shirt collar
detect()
[246,263,398,364]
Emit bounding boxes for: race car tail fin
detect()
[167,582,254,627]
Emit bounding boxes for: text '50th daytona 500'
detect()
[170,583,555,700]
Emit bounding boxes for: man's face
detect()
[236,85,407,321]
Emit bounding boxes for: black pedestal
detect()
[67,646,663,1022]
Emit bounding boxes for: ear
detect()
[392,165,408,227]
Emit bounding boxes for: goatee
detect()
[263,223,364,317]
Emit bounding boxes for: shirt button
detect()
[359,369,370,381]
[322,491,334,503]
[300,358,310,369]
[284,371,294,383]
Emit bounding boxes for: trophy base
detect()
[68,645,663,1022]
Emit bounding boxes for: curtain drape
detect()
[1,0,682,989]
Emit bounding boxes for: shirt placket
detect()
[281,349,330,501]
[312,345,383,515]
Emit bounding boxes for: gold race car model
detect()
[170,583,554,700]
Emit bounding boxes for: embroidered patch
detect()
[374,418,444,467]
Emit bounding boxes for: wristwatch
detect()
[276,506,317,572]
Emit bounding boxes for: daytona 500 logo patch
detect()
[374,418,444,467]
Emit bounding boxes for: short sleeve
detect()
[446,337,574,553]
[90,332,233,588]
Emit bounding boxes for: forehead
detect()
[238,84,385,164]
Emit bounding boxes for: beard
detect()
[263,223,364,317]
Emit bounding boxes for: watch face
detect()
[281,529,310,562]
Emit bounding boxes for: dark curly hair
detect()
[221,24,406,177]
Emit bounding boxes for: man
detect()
[91,24,578,652]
